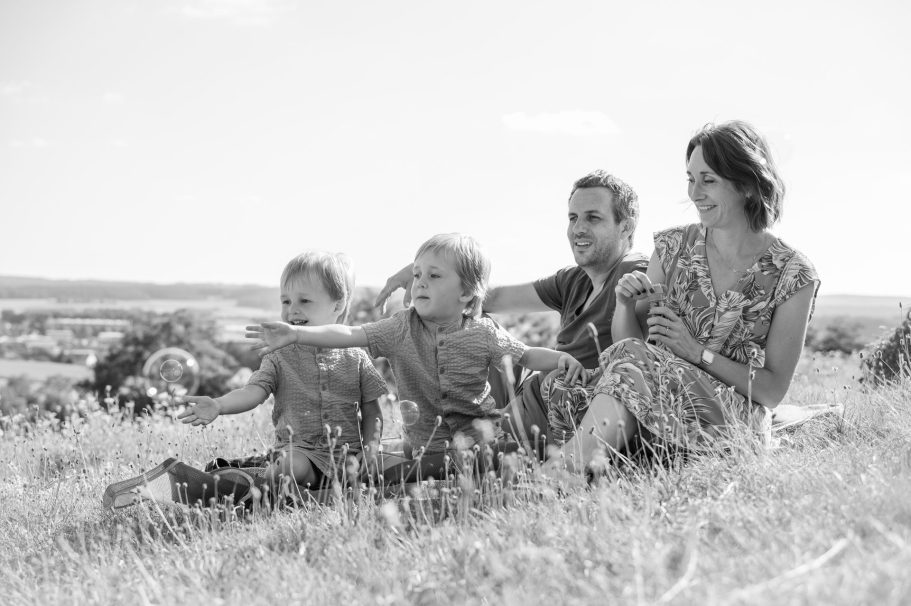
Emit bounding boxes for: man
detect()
[374,170,647,452]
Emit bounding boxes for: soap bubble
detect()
[142,347,200,398]
[160,359,184,382]
[399,400,420,426]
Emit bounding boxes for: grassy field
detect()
[1,352,909,605]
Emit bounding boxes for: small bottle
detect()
[646,283,666,310]
[646,284,666,344]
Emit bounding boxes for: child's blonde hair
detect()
[280,251,355,323]
[415,233,490,318]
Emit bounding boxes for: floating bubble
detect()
[142,347,200,398]
[160,359,184,382]
[399,400,420,426]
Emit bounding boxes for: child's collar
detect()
[414,310,468,332]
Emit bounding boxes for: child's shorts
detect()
[205,447,328,488]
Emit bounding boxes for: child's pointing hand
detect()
[177,396,221,426]
[246,322,297,357]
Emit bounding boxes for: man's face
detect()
[566,187,628,271]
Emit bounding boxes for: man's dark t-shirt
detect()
[533,252,649,369]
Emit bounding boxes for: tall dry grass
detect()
[1,352,909,605]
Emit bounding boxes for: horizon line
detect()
[0,273,909,301]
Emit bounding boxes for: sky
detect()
[1,0,909,297]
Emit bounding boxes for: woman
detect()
[560,120,819,465]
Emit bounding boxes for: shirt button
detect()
[441,392,448,399]
[439,367,445,374]
[438,340,445,347]
[321,384,328,391]
[438,327,444,332]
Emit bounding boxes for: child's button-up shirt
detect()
[247,345,387,476]
[363,308,529,452]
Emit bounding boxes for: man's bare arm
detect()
[483,283,551,314]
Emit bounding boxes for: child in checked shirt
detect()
[246,234,587,474]
[179,251,387,490]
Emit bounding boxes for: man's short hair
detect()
[569,170,639,247]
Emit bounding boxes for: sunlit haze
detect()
[1,0,909,297]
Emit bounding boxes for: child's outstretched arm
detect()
[245,322,368,356]
[520,348,587,386]
[177,385,269,426]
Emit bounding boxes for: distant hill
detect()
[812,294,911,319]
[0,275,278,309]
[0,275,907,322]
[0,275,390,315]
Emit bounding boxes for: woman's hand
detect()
[615,270,655,307]
[558,354,587,387]
[177,396,221,426]
[245,321,297,356]
[374,264,414,313]
[646,306,703,364]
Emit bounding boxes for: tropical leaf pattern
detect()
[541,370,595,445]
[588,223,820,449]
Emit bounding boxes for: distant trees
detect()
[0,374,84,420]
[88,309,243,412]
[804,316,869,354]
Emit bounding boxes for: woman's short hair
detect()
[686,120,785,232]
[280,251,356,323]
[568,170,639,246]
[415,233,491,318]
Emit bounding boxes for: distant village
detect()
[1,315,129,367]
[0,303,264,390]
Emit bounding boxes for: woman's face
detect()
[687,145,747,230]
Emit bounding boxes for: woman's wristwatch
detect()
[698,348,715,367]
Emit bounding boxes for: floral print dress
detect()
[566,224,819,449]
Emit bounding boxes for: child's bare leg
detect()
[263,447,318,494]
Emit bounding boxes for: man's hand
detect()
[614,270,655,307]
[373,264,414,313]
[177,396,221,426]
[557,354,586,387]
[245,321,297,357]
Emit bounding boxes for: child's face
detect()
[411,250,473,323]
[281,274,343,327]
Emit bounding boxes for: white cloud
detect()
[177,0,293,26]
[502,110,621,137]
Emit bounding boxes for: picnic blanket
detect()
[771,403,843,432]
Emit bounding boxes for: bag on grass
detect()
[103,458,255,510]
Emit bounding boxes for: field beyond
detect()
[1,353,910,606]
